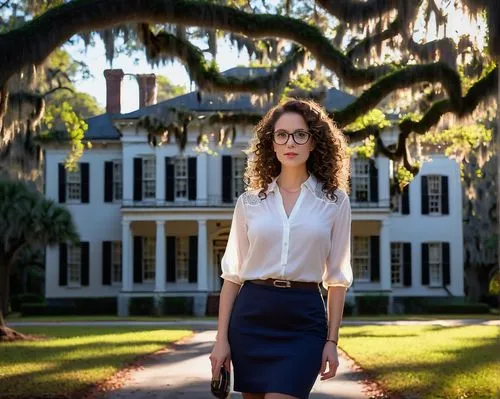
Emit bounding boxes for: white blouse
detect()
[220,172,353,290]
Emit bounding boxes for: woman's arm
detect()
[215,280,241,342]
[326,286,347,342]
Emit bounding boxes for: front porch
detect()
[118,208,234,316]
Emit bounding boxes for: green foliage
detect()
[395,164,418,190]
[489,269,500,295]
[419,123,493,178]
[346,135,376,158]
[282,72,319,96]
[156,75,187,102]
[42,102,89,171]
[344,109,391,132]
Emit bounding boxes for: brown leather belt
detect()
[247,278,320,290]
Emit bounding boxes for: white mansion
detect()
[43,68,464,316]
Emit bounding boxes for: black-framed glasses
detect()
[272,129,311,145]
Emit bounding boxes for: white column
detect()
[380,219,391,292]
[197,153,208,203]
[376,156,390,208]
[123,149,133,204]
[156,151,165,204]
[155,220,166,292]
[121,220,133,291]
[197,219,208,291]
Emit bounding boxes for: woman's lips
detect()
[284,153,297,158]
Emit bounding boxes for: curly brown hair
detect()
[243,98,350,202]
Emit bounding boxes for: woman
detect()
[209,98,353,399]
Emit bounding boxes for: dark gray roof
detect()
[84,67,357,140]
[83,113,121,140]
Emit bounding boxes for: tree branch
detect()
[346,65,498,173]
[333,62,462,127]
[138,24,307,93]
[0,0,394,89]
[315,0,405,24]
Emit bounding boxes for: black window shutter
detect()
[402,184,410,214]
[58,163,66,203]
[133,236,143,283]
[166,236,176,282]
[133,158,142,201]
[403,243,412,286]
[188,157,197,200]
[370,236,380,282]
[81,163,89,203]
[442,242,450,285]
[222,155,232,203]
[421,176,429,215]
[59,243,67,286]
[104,162,114,202]
[165,157,175,201]
[441,176,449,215]
[102,241,112,285]
[369,159,378,202]
[81,241,89,286]
[421,243,429,285]
[188,235,198,283]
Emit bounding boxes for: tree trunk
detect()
[464,264,493,302]
[0,258,28,341]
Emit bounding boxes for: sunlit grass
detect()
[340,325,500,399]
[0,326,193,397]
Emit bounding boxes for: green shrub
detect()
[11,293,45,312]
[161,296,193,315]
[129,297,156,316]
[356,295,389,315]
[20,297,117,316]
[20,303,49,316]
[426,303,491,314]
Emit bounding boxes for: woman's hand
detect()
[209,338,231,380]
[319,341,339,380]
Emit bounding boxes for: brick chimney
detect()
[136,73,157,108]
[104,69,124,114]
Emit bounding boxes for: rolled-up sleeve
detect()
[322,193,353,290]
[220,194,249,285]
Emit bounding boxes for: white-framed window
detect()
[391,242,403,286]
[427,175,441,214]
[113,160,122,201]
[174,157,188,200]
[111,241,122,284]
[142,237,156,282]
[428,242,442,287]
[176,236,189,282]
[353,236,370,282]
[351,158,370,202]
[67,245,81,287]
[142,157,156,199]
[233,157,246,199]
[66,169,81,201]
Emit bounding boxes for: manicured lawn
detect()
[0,326,193,397]
[6,312,498,323]
[6,313,217,322]
[340,325,500,399]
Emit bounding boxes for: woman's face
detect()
[272,112,314,167]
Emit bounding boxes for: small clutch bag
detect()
[210,364,230,398]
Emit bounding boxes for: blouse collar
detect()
[266,172,318,195]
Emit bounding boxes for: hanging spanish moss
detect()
[0,0,496,176]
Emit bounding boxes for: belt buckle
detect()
[273,279,291,288]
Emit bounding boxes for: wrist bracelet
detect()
[326,339,338,345]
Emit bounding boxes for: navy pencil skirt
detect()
[227,280,328,399]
